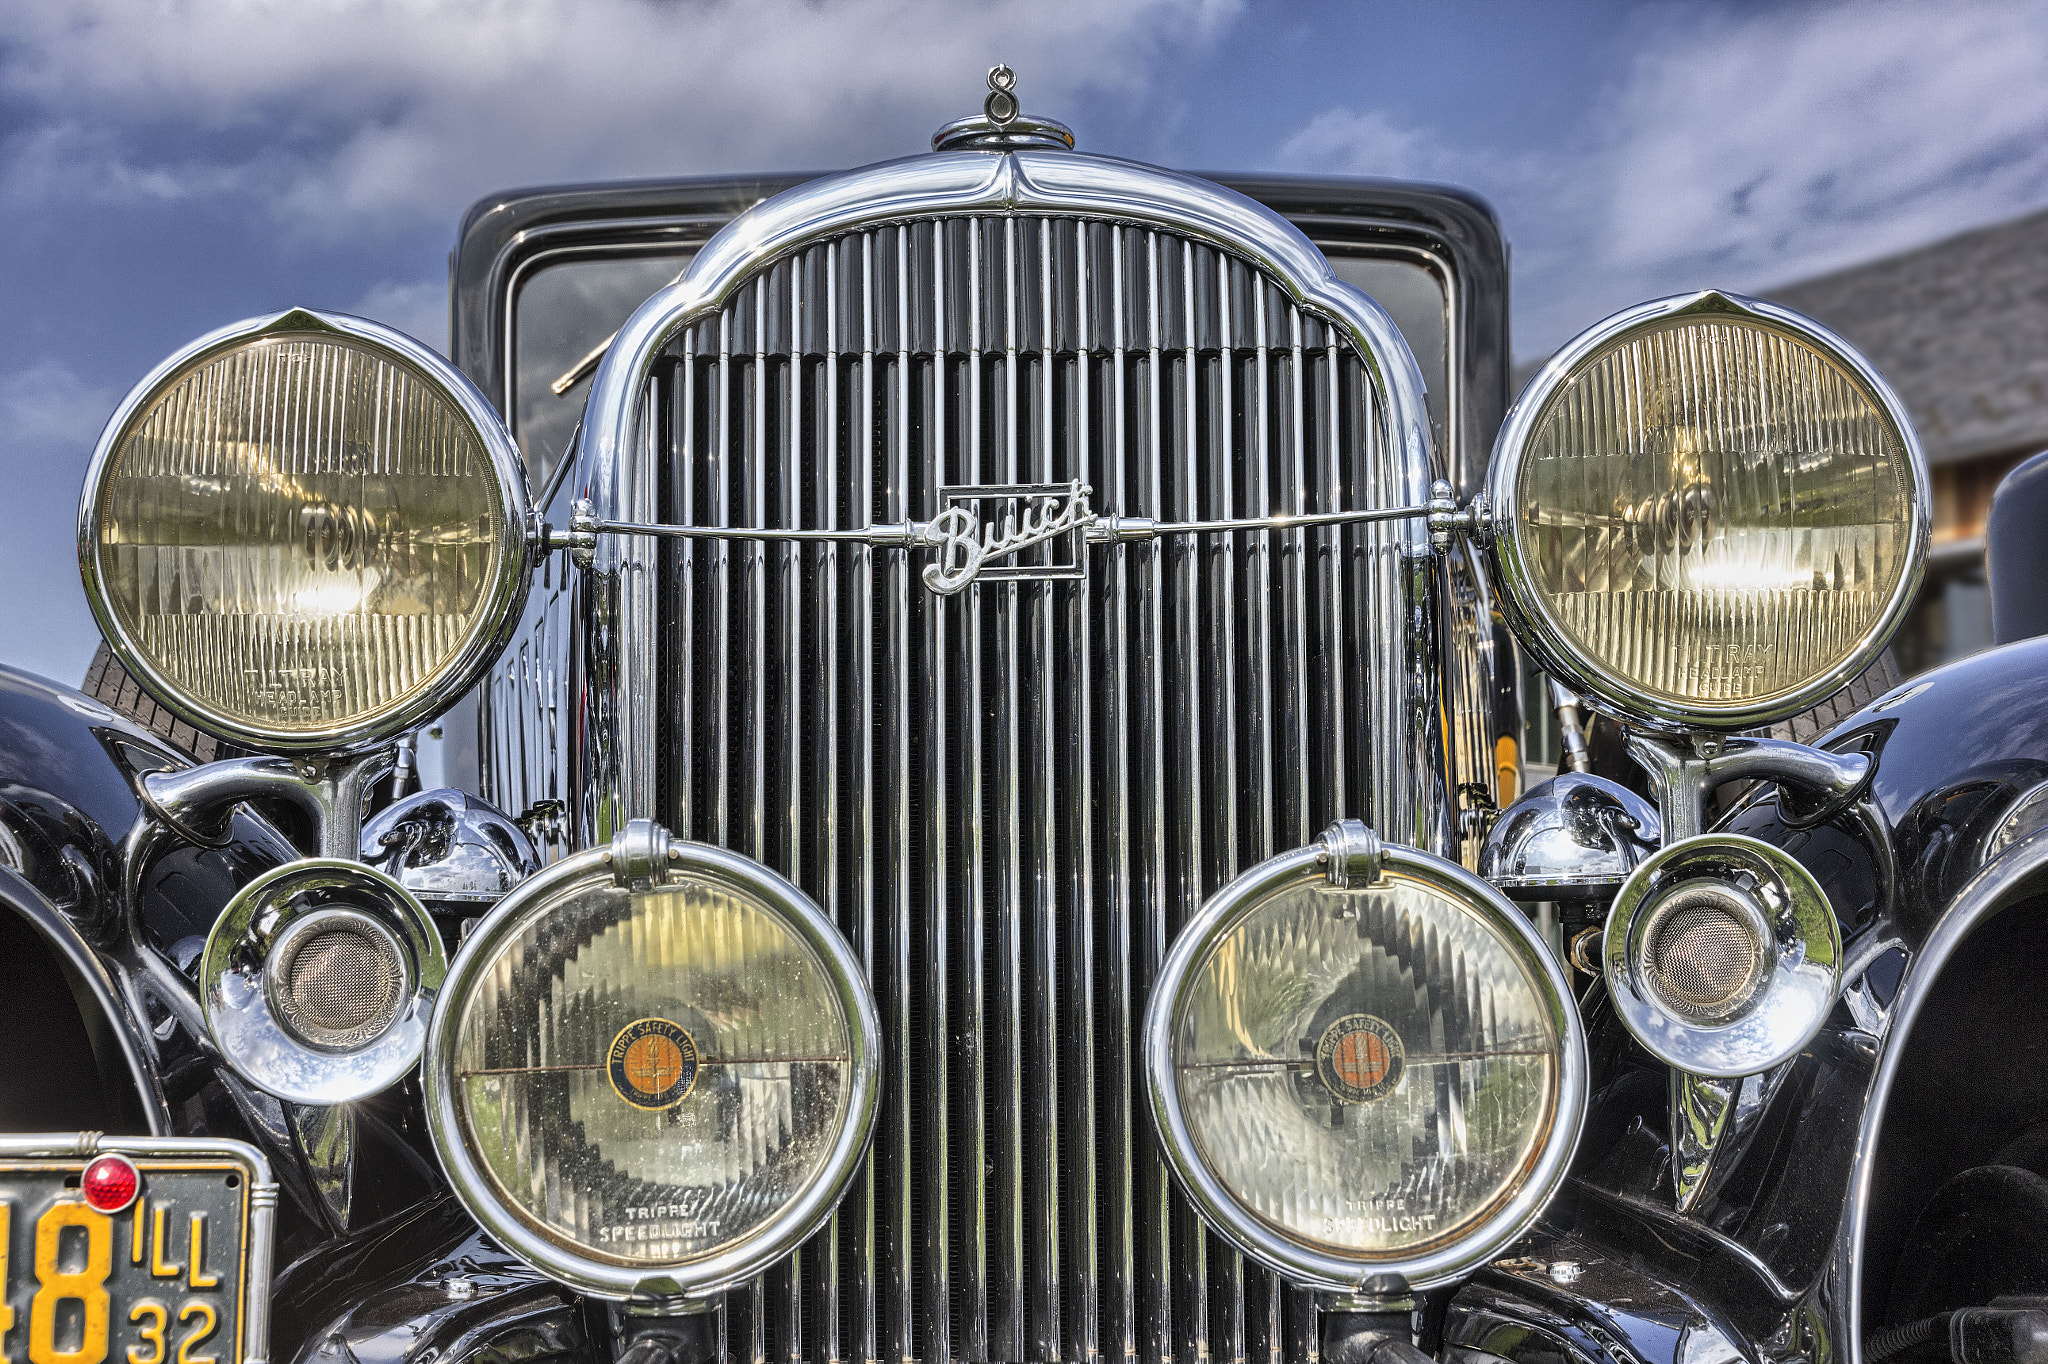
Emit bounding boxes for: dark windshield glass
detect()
[1326,254,1450,465]
[513,252,696,491]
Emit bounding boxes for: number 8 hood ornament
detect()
[932,64,1077,153]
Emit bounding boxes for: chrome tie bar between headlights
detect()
[539,478,1488,595]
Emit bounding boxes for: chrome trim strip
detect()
[1141,823,1588,1294]
[78,307,533,754]
[1483,289,1933,734]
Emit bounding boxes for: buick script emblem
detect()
[921,481,1092,595]
[567,475,1470,597]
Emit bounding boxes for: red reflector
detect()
[81,1154,140,1213]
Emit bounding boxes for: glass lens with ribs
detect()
[1512,312,1915,719]
[1170,872,1561,1258]
[451,872,854,1264]
[87,329,516,743]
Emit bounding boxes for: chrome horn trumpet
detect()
[1602,834,1841,1077]
[200,859,447,1105]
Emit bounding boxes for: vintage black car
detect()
[5,68,2041,1364]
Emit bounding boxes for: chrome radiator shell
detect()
[488,149,1459,1364]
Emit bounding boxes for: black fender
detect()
[1466,639,2048,1364]
[0,861,162,1133]
[1835,821,2048,1363]
[0,665,298,1136]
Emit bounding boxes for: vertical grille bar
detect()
[816,238,844,1364]
[1208,249,1245,1364]
[1138,227,1174,1364]
[1098,222,1137,1364]
[959,218,991,1364]
[885,223,917,1364]
[777,258,806,1364]
[1027,216,1063,1361]
[1171,236,1209,1364]
[850,229,879,1364]
[1065,216,1100,1364]
[990,212,1026,1364]
[921,220,954,1364]
[712,308,732,848]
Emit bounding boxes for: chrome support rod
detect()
[1625,732,1873,844]
[542,481,1489,585]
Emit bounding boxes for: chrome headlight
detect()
[424,821,880,1302]
[1488,291,1929,731]
[79,308,531,752]
[1143,821,1585,1292]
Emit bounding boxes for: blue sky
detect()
[6,0,2048,686]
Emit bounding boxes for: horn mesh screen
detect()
[1648,901,1761,1018]
[280,924,406,1048]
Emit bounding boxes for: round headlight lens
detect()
[1146,824,1584,1290]
[1490,292,1928,729]
[427,828,879,1299]
[80,309,529,750]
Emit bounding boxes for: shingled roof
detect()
[1766,207,2048,468]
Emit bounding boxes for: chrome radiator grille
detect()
[498,212,1447,1364]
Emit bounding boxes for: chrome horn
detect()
[200,859,447,1105]
[1602,834,1841,1077]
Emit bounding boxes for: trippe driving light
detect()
[1143,821,1586,1292]
[424,821,880,1302]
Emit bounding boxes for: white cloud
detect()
[1603,1,2048,284]
[0,361,118,445]
[1279,0,2048,358]
[0,0,1240,236]
[350,278,448,354]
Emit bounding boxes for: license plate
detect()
[0,1139,271,1364]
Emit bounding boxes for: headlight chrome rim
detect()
[422,832,882,1304]
[77,306,533,753]
[1142,822,1587,1293]
[1603,833,1841,1078]
[1486,289,1931,733]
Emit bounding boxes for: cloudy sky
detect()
[6,0,2048,685]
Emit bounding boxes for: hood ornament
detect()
[932,64,1076,153]
[984,64,1020,126]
